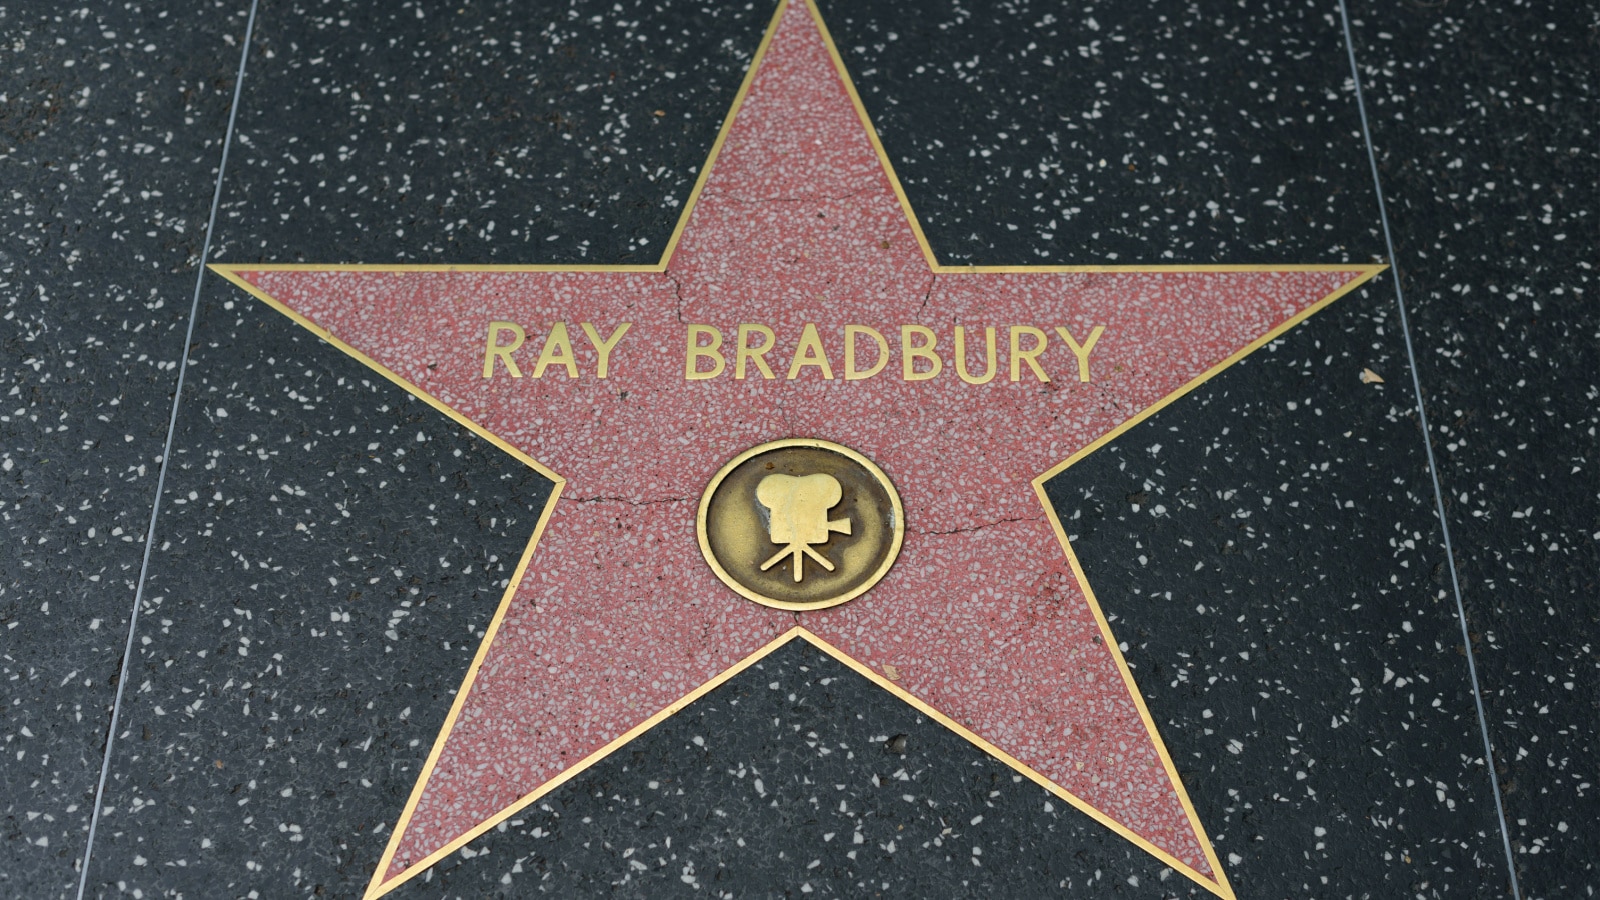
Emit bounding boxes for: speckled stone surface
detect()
[1047,279,1513,895]
[813,0,1385,266]
[220,6,1378,893]
[77,291,552,899]
[0,3,246,895]
[1347,2,1598,896]
[6,0,1590,896]
[209,0,774,266]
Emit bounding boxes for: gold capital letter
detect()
[787,323,835,380]
[1054,325,1105,383]
[580,322,632,379]
[901,325,942,381]
[953,326,997,385]
[482,321,526,378]
[737,324,777,380]
[844,325,889,380]
[1009,326,1051,382]
[532,322,579,378]
[685,325,726,380]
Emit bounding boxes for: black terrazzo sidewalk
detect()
[2,1,1592,898]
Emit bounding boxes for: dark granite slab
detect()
[209,0,775,266]
[0,3,247,896]
[1347,2,1598,896]
[77,286,553,898]
[1048,277,1511,895]
[815,0,1385,265]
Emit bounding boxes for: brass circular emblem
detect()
[697,439,904,611]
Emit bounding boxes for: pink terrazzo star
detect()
[216,2,1380,897]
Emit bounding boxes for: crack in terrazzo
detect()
[771,388,797,434]
[910,514,1040,537]
[1075,381,1128,424]
[918,273,937,315]
[570,495,693,506]
[664,271,688,324]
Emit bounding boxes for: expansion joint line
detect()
[1335,3,1522,897]
[74,2,262,897]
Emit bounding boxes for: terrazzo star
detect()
[213,1,1382,897]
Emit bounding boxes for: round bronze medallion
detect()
[697,439,904,611]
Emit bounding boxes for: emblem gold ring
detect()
[697,439,904,611]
